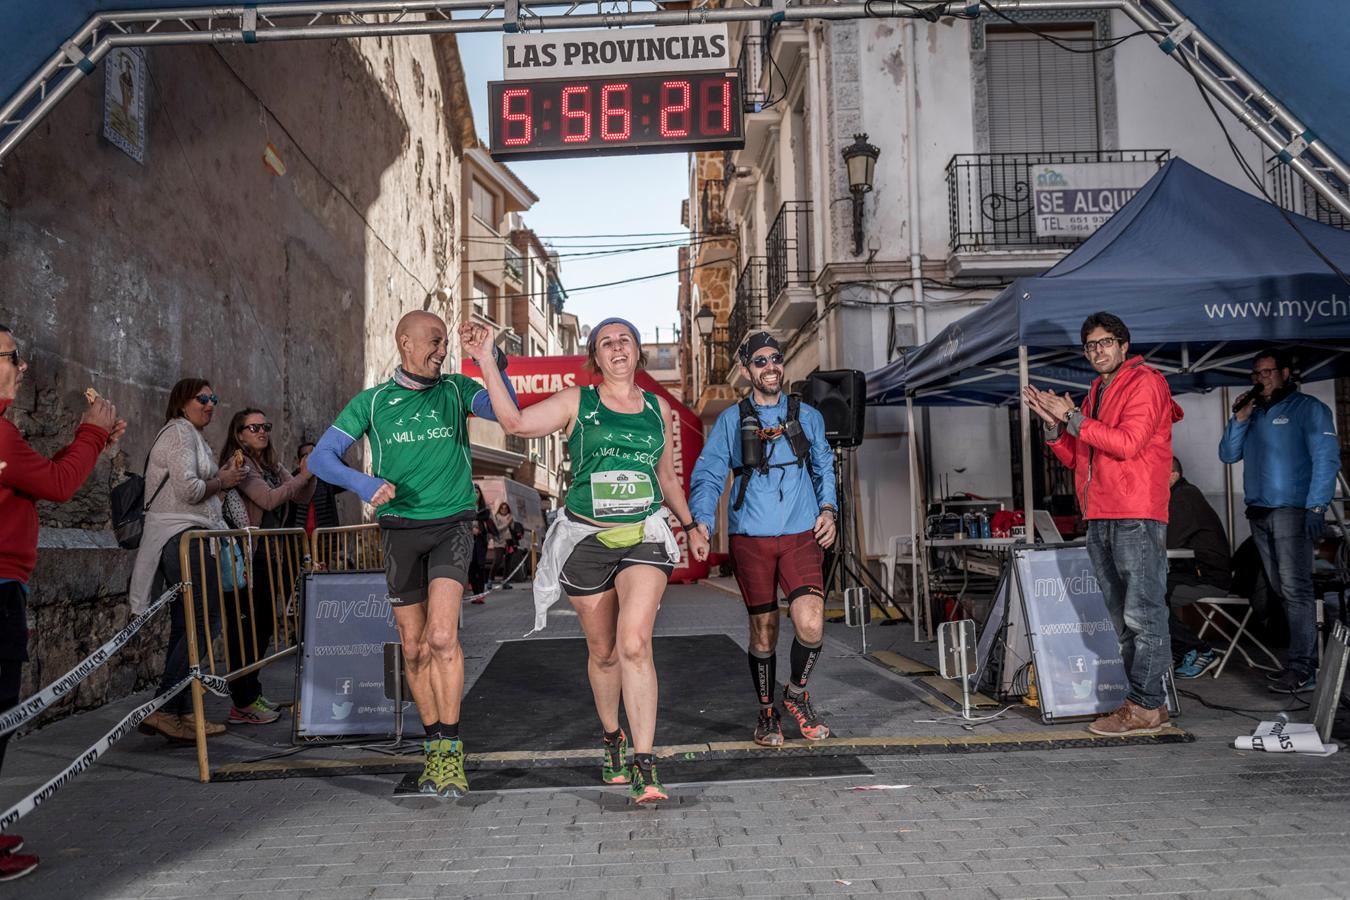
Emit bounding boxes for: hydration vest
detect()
[732,395,811,512]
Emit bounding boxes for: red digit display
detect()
[601,83,632,141]
[502,88,532,146]
[488,71,744,160]
[660,80,691,138]
[561,85,591,143]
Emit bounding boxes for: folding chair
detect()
[1193,595,1283,678]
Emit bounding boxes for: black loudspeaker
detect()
[802,369,866,448]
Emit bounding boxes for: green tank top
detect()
[566,386,666,523]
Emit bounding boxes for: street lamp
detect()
[694,303,715,337]
[842,133,880,256]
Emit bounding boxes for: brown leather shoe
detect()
[1088,700,1168,736]
[137,711,196,742]
[181,713,227,736]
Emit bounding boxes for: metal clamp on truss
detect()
[242,7,259,44]
[1158,18,1196,55]
[1278,132,1313,165]
[503,0,521,34]
[61,40,96,75]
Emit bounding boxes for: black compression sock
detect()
[789,637,823,691]
[749,648,776,707]
[603,727,622,743]
[633,752,654,771]
[423,722,441,738]
[442,721,460,741]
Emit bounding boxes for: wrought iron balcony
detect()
[701,324,733,390]
[946,149,1170,253]
[1266,156,1349,230]
[503,245,524,282]
[729,256,768,354]
[766,200,813,302]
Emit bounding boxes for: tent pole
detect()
[906,395,923,642]
[1018,346,1035,545]
[1220,387,1236,551]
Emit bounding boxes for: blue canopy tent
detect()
[867,157,1350,636]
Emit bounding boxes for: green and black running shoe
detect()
[602,729,630,785]
[416,738,441,795]
[629,760,668,804]
[436,738,469,798]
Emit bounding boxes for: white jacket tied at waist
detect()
[530,509,680,634]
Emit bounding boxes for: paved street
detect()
[3,582,1348,899]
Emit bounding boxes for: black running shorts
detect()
[380,518,474,605]
[559,535,675,597]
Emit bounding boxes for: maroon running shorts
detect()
[728,530,825,616]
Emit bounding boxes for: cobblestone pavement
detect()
[3,582,1348,899]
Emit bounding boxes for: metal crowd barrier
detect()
[309,523,384,572]
[179,527,308,782]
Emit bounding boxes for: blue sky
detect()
[456,33,688,346]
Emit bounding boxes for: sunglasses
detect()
[1251,367,1280,377]
[242,423,273,434]
[0,349,21,366]
[194,393,219,406]
[750,352,784,368]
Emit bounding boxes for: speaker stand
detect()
[823,447,904,625]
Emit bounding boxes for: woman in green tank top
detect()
[470,319,709,803]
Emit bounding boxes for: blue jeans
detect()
[1086,519,1170,709]
[1249,508,1317,676]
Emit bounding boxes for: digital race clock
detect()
[488,71,744,161]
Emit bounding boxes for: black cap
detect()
[738,332,780,365]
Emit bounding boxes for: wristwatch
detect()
[1311,505,1326,514]
[819,504,837,518]
[1064,408,1081,425]
[680,520,699,534]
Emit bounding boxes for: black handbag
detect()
[110,425,171,550]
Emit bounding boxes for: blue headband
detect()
[588,317,641,352]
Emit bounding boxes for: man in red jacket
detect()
[1023,312,1182,737]
[0,324,124,881]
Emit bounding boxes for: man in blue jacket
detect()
[1219,349,1340,694]
[689,333,837,746]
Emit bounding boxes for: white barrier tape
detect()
[0,584,184,738]
[0,667,230,831]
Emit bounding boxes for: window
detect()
[985,28,1100,152]
[471,179,498,228]
[472,277,496,322]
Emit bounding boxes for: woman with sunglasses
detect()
[217,408,315,724]
[471,318,709,804]
[131,379,246,742]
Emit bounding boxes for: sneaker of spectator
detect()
[0,850,37,881]
[229,697,281,725]
[1174,648,1220,679]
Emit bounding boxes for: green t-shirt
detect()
[332,375,483,523]
[566,386,666,523]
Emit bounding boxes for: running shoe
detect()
[782,687,830,741]
[602,730,630,784]
[1268,669,1316,694]
[436,738,470,798]
[1175,649,1220,679]
[0,835,23,855]
[753,707,784,747]
[629,761,668,804]
[229,697,281,725]
[0,852,37,882]
[416,738,442,795]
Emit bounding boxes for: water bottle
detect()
[739,411,763,468]
[980,513,991,540]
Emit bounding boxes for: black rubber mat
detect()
[460,634,756,752]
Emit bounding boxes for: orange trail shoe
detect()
[782,686,830,741]
[602,729,630,784]
[629,759,668,804]
[753,707,784,747]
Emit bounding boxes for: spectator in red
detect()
[1024,312,1182,738]
[0,323,125,882]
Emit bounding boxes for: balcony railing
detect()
[737,32,767,109]
[504,245,524,282]
[702,324,732,390]
[729,256,768,353]
[766,201,813,301]
[1265,157,1349,230]
[946,149,1170,253]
